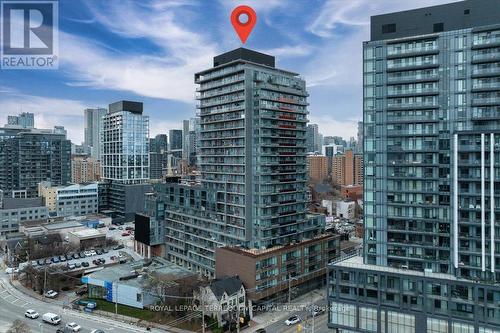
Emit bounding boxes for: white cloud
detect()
[309,115,359,140]
[0,91,90,143]
[57,0,218,103]
[308,0,454,38]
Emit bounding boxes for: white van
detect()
[42,313,61,325]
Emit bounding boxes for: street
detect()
[0,271,162,333]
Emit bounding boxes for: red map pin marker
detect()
[231,5,257,44]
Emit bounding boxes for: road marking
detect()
[21,302,30,307]
[0,290,8,295]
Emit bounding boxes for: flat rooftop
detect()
[2,197,44,209]
[44,221,84,230]
[86,257,193,288]
[371,0,500,41]
[69,229,104,239]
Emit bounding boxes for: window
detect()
[136,293,142,302]
[452,322,474,333]
[382,23,396,34]
[433,23,444,33]
[464,9,470,15]
[428,318,448,333]
[330,302,356,328]
[387,311,415,333]
[359,307,377,332]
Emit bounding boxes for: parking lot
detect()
[106,222,135,249]
[24,247,132,274]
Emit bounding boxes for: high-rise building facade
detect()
[7,112,34,129]
[101,101,149,183]
[138,49,328,289]
[84,108,107,159]
[169,129,183,151]
[0,126,71,198]
[329,1,500,332]
[71,156,101,183]
[332,150,363,186]
[307,155,329,182]
[306,123,320,153]
[99,101,151,220]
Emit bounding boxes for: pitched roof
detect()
[209,276,243,300]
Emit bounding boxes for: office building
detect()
[7,112,34,129]
[307,155,329,182]
[150,134,168,154]
[332,150,363,186]
[328,1,500,332]
[0,197,49,236]
[169,129,183,151]
[0,126,71,198]
[38,181,98,217]
[71,156,101,183]
[99,101,151,220]
[138,49,329,303]
[84,108,107,160]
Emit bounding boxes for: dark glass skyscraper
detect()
[328,1,500,332]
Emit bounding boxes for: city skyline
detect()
[0,0,453,143]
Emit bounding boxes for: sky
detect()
[0,0,455,144]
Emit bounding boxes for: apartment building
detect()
[328,1,500,332]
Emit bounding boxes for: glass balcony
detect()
[473,36,500,46]
[387,87,439,96]
[387,44,438,56]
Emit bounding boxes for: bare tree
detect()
[7,319,30,333]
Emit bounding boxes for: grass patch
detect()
[88,298,156,321]
[87,299,201,331]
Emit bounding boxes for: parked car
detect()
[75,286,87,296]
[79,251,86,258]
[121,232,130,237]
[81,261,89,267]
[311,308,325,317]
[90,330,105,333]
[125,226,134,231]
[42,312,61,325]
[65,322,81,332]
[89,250,97,256]
[72,253,80,259]
[254,329,266,333]
[83,251,92,257]
[118,226,124,230]
[96,249,103,255]
[108,226,116,230]
[113,244,124,250]
[24,309,39,319]
[45,258,52,265]
[74,262,82,268]
[102,249,109,254]
[51,257,60,263]
[44,290,58,298]
[67,263,76,270]
[37,259,45,266]
[30,260,37,266]
[285,316,301,326]
[66,254,73,260]
[59,255,66,262]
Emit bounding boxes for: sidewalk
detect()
[243,288,327,332]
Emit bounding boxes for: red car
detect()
[121,232,130,236]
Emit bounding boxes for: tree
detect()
[7,320,30,333]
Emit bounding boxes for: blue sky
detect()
[0,0,453,143]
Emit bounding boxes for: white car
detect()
[89,250,97,256]
[44,290,58,298]
[84,251,92,257]
[66,322,81,332]
[285,315,301,326]
[90,330,105,333]
[24,309,39,319]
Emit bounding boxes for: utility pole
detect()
[43,266,47,295]
[114,284,118,315]
[201,297,205,333]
